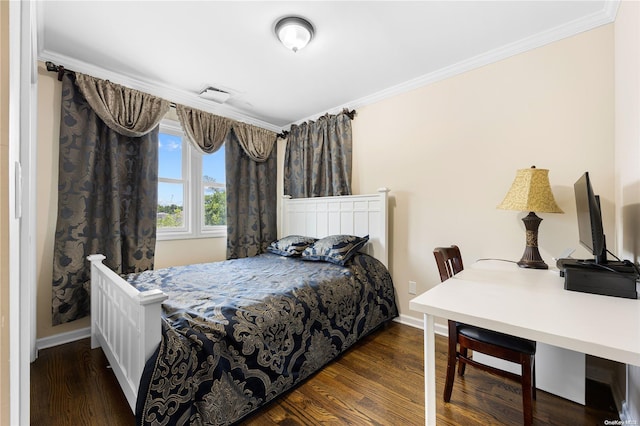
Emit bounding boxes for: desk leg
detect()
[423,313,436,426]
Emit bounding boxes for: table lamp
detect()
[497,166,563,269]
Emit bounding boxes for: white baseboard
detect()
[393,314,448,336]
[393,314,422,329]
[35,326,91,355]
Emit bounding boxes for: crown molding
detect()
[287,0,620,128]
[37,49,283,133]
[602,0,620,21]
[38,1,619,133]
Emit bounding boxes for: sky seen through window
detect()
[158,132,226,206]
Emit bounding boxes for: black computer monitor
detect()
[574,172,607,264]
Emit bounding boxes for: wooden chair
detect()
[434,245,536,426]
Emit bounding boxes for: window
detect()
[157,119,226,239]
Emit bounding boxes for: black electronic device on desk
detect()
[556,172,639,299]
[557,258,638,299]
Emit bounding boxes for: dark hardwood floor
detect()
[31,322,619,425]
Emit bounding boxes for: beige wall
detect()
[154,238,227,269]
[35,25,615,339]
[0,1,10,423]
[351,24,614,323]
[614,1,640,420]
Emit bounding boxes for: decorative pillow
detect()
[267,235,317,257]
[301,234,369,265]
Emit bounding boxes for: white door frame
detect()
[9,1,37,424]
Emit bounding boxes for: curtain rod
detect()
[45,61,69,81]
[342,109,356,120]
[277,108,356,139]
[45,61,352,139]
[45,61,178,109]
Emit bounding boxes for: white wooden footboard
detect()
[88,254,167,412]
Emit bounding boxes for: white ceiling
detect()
[37,1,617,131]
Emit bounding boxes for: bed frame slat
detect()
[88,254,167,411]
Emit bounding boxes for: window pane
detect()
[203,187,226,226]
[157,182,184,228]
[202,147,226,227]
[202,146,225,183]
[158,133,182,179]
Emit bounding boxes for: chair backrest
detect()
[433,245,464,282]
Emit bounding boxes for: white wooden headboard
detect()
[281,188,390,267]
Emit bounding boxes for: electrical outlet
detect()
[409,281,417,295]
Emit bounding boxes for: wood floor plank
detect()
[31,322,620,425]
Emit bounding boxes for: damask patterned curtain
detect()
[175,104,231,154]
[283,110,354,198]
[232,121,278,162]
[74,72,169,137]
[174,104,278,257]
[225,129,277,259]
[52,73,161,325]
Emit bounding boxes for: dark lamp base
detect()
[517,212,549,270]
[517,248,549,269]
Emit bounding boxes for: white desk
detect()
[409,260,640,426]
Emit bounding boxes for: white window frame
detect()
[157,119,226,240]
[157,119,189,236]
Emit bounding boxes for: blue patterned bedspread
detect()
[127,252,397,425]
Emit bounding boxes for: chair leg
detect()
[458,346,468,376]
[532,360,536,400]
[443,321,457,402]
[521,355,534,426]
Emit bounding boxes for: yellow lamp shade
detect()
[498,166,563,213]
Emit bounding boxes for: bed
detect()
[88,189,397,424]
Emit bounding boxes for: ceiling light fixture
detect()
[275,16,314,52]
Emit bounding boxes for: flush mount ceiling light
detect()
[275,16,314,52]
